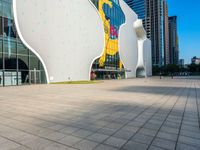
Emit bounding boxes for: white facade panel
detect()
[13,0,152,82]
[13,0,104,83]
[118,0,138,78]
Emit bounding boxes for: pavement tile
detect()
[73,139,99,150]
[48,124,66,131]
[144,122,161,131]
[58,135,82,146]
[0,141,21,150]
[122,141,148,150]
[45,131,66,141]
[10,145,31,150]
[131,133,154,145]
[23,137,53,149]
[152,138,176,150]
[178,135,200,147]
[43,143,69,150]
[87,133,109,143]
[59,126,80,134]
[181,124,200,133]
[176,143,200,150]
[113,129,134,140]
[148,145,166,150]
[0,137,8,144]
[138,128,157,137]
[180,129,200,139]
[97,127,118,136]
[160,126,179,135]
[121,125,139,133]
[157,131,178,142]
[94,144,118,150]
[104,137,126,148]
[71,129,93,138]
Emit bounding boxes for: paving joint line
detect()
[119,85,185,150]
[174,81,193,150]
[92,86,176,150]
[146,82,189,150]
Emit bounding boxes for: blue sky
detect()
[167,0,200,64]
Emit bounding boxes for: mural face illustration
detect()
[92,0,125,69]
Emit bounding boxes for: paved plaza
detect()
[0,77,200,150]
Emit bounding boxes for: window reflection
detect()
[0,0,47,86]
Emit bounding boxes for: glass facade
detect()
[0,0,46,86]
[124,0,145,19]
[91,0,125,80]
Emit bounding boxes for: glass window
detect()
[18,54,29,70]
[0,39,2,69]
[0,70,3,86]
[4,18,16,38]
[0,17,3,36]
[30,56,39,70]
[2,1,13,19]
[40,70,47,84]
[18,43,28,55]
[0,40,2,53]
[0,1,3,17]
[3,39,16,54]
[18,70,29,85]
[4,53,17,69]
[4,71,17,86]
[0,52,2,69]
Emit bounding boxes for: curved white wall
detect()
[13,0,104,83]
[134,20,152,77]
[143,39,152,76]
[118,0,138,78]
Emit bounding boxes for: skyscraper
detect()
[169,16,179,65]
[124,0,165,66]
[163,0,170,65]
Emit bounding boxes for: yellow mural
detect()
[98,0,119,67]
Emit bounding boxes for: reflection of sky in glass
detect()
[7,19,12,57]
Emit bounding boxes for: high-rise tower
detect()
[169,16,179,65]
[124,0,165,66]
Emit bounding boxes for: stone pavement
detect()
[0,77,200,150]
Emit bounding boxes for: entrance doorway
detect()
[30,69,41,84]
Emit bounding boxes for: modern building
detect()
[168,16,179,65]
[0,0,152,86]
[163,0,170,65]
[179,59,184,67]
[124,0,165,66]
[0,0,47,87]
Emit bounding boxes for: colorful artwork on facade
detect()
[94,0,125,68]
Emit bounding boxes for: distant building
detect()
[179,59,184,67]
[124,0,165,66]
[191,57,200,65]
[163,0,170,65]
[168,16,179,65]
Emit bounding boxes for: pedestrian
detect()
[159,72,162,79]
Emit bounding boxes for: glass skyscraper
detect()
[124,0,166,66]
[0,0,46,86]
[124,0,145,19]
[169,16,179,65]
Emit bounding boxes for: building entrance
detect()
[30,69,41,84]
